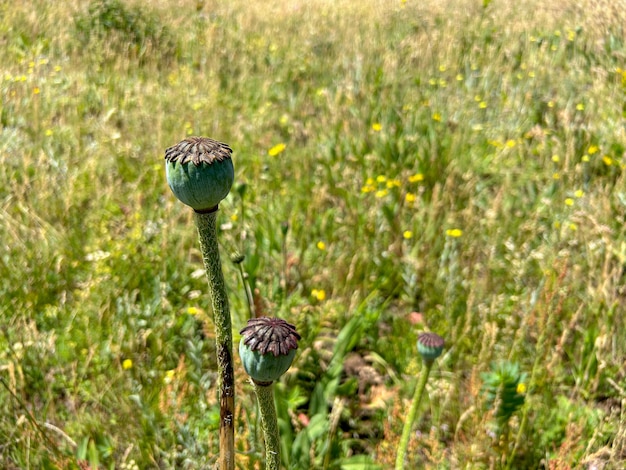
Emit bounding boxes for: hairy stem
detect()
[395,360,433,470]
[195,211,235,470]
[253,381,281,470]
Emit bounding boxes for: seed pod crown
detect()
[165,137,234,212]
[239,317,301,384]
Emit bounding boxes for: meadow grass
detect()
[0,0,625,468]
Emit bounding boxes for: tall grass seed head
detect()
[417,332,445,363]
[165,137,234,213]
[239,317,301,384]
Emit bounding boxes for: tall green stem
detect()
[195,210,235,470]
[253,381,281,470]
[237,262,256,319]
[395,361,434,470]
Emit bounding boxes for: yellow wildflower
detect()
[446,228,463,237]
[403,230,413,239]
[122,359,133,370]
[316,241,326,251]
[372,123,382,132]
[408,173,424,183]
[311,289,326,301]
[164,369,176,384]
[268,143,286,156]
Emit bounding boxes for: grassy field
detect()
[1,0,625,468]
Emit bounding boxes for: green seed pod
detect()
[165,137,234,213]
[239,317,300,384]
[417,332,445,364]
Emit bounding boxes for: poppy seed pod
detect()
[239,317,301,384]
[165,137,234,213]
[417,332,445,363]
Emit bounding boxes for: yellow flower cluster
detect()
[360,172,424,199]
[580,145,619,167]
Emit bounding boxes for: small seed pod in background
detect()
[235,182,247,199]
[417,332,445,364]
[239,317,301,384]
[230,251,245,264]
[396,331,445,469]
[165,137,235,213]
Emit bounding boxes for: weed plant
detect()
[0,0,625,468]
